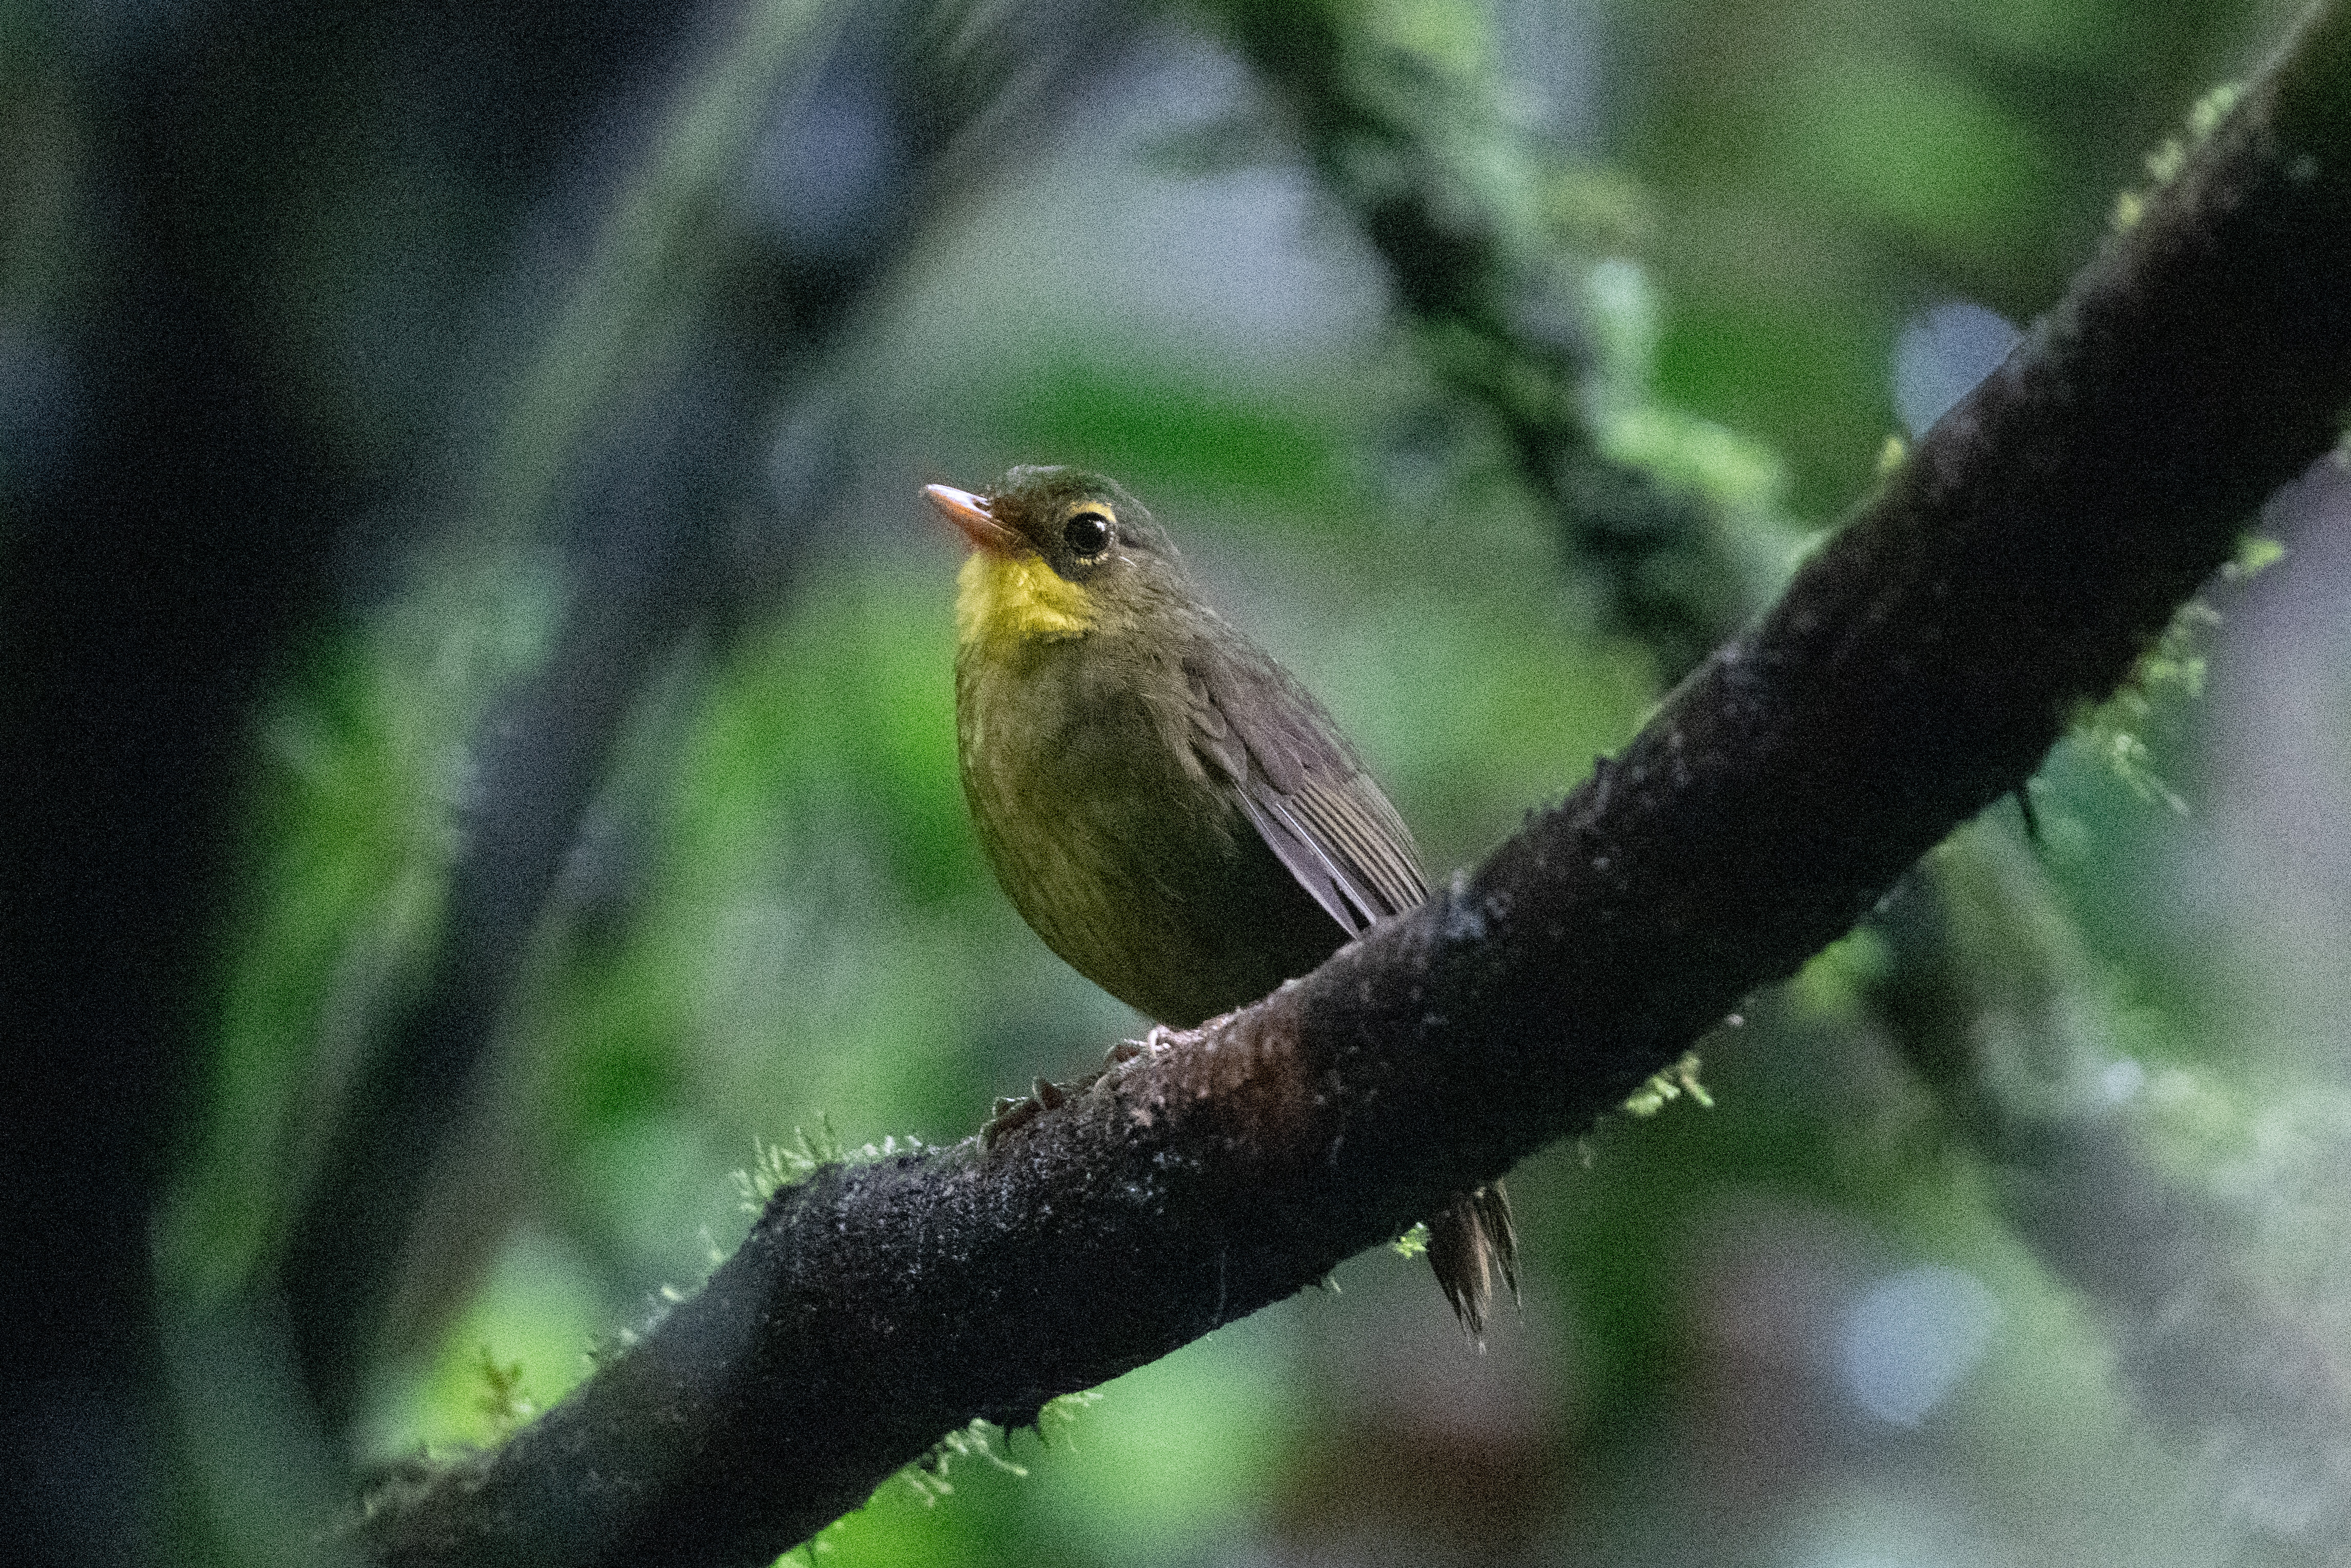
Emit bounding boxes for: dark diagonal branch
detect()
[356,5,2351,1564]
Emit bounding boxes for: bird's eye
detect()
[1063,510,1113,558]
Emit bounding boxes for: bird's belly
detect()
[958,652,1335,1025]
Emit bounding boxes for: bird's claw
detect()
[984,1029,1185,1150]
[980,1076,1073,1150]
[981,1095,1039,1149]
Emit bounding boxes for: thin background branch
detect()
[2,2,703,1558]
[264,0,1146,1434]
[1208,0,1753,672]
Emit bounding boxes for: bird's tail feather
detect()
[1426,1179,1519,1342]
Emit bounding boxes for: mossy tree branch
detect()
[356,4,2351,1564]
[1208,0,1752,673]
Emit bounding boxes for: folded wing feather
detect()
[1186,643,1427,933]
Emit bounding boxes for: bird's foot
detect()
[983,1028,1188,1150]
[1082,1024,1178,1084]
[980,1093,1040,1149]
[980,1076,1073,1150]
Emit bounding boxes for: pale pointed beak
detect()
[923,483,1019,553]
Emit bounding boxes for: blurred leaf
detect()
[1787,48,2063,265]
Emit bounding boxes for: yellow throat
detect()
[956,548,1095,654]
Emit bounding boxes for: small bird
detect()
[927,465,1516,1336]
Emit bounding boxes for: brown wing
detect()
[1185,639,1427,934]
[1188,633,1513,1341]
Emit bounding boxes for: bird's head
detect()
[926,466,1189,654]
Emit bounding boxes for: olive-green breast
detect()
[956,617,1426,1027]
